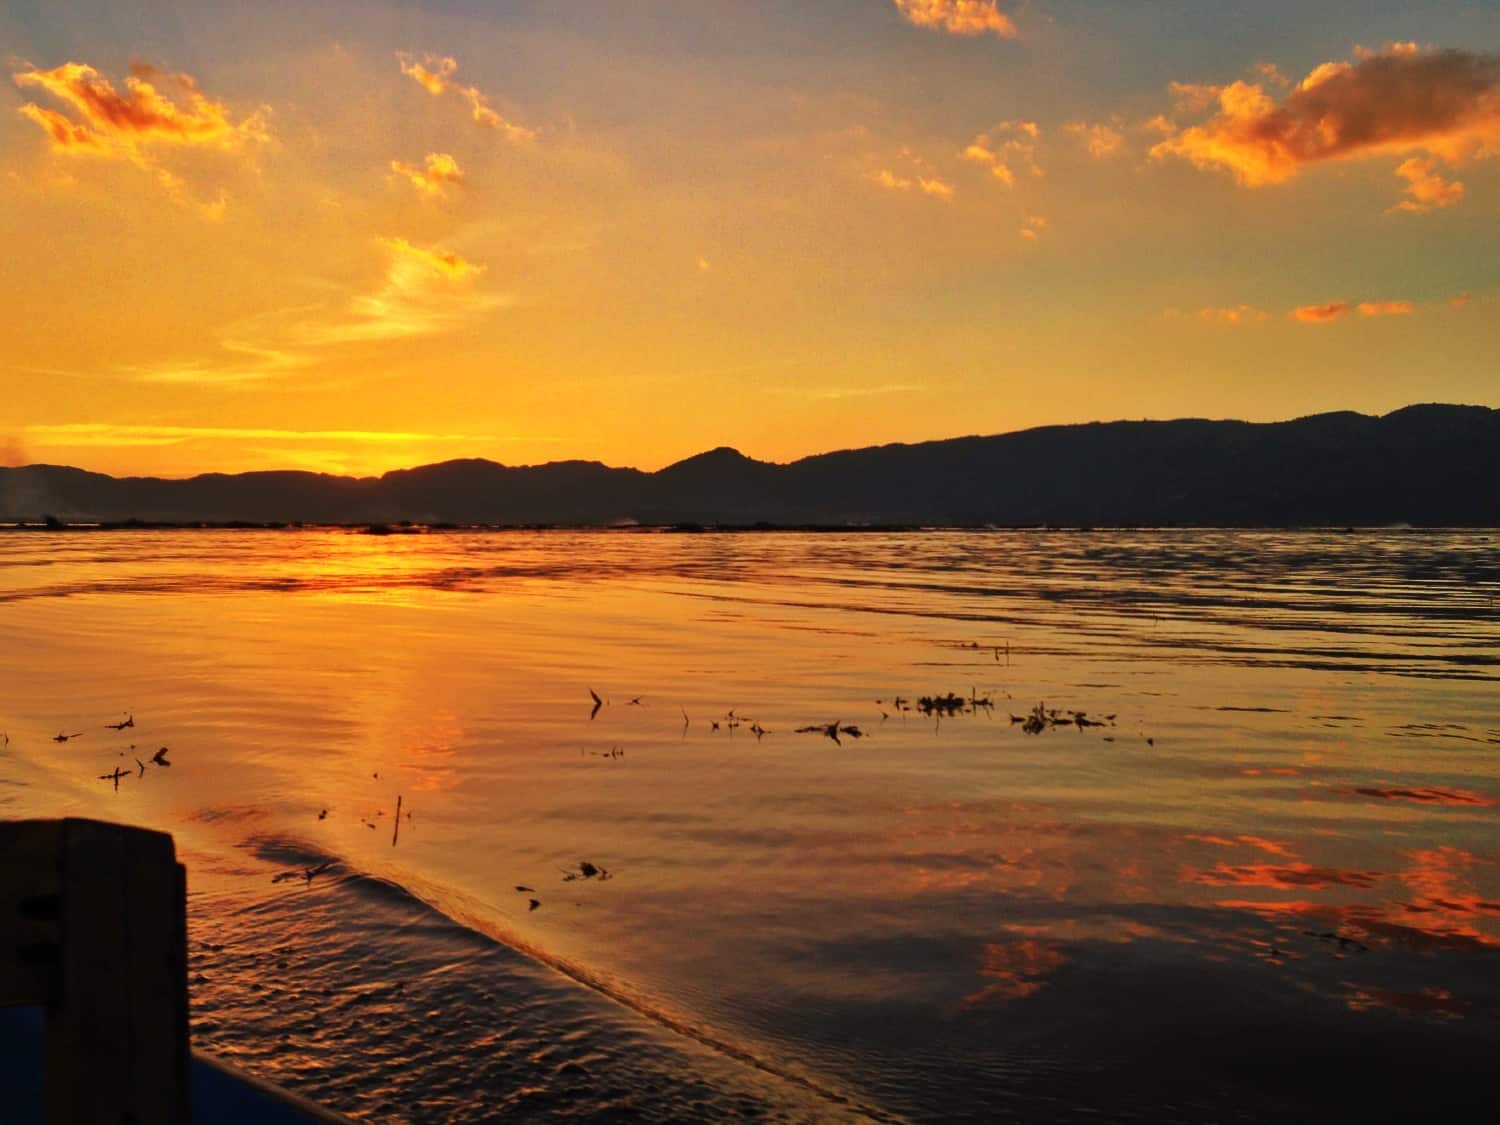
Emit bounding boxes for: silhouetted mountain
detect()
[3,405,1497,527]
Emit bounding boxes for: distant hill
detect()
[3,405,1498,527]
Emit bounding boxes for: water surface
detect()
[2,529,1497,1121]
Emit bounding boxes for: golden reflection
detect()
[962,940,1066,1007]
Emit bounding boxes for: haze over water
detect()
[2,528,1498,1122]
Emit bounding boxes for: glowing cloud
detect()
[892,0,1017,39]
[1357,299,1414,317]
[1197,305,1269,325]
[391,152,465,197]
[396,52,536,142]
[1150,47,1500,207]
[960,120,1042,186]
[918,175,956,199]
[1293,301,1350,323]
[13,61,268,156]
[1018,214,1047,241]
[1393,156,1465,211]
[300,236,500,346]
[1065,121,1125,158]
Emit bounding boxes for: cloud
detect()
[891,0,1017,39]
[391,151,464,198]
[1196,305,1269,325]
[870,167,913,191]
[11,60,267,210]
[396,52,536,142]
[13,61,268,156]
[302,236,502,345]
[1293,301,1350,323]
[918,175,955,198]
[1150,47,1500,208]
[1357,299,1414,317]
[1065,120,1125,158]
[869,147,954,199]
[960,120,1042,185]
[1018,214,1047,241]
[24,424,488,448]
[1392,156,1464,211]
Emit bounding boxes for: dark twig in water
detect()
[561,860,611,882]
[589,688,603,720]
[392,794,403,847]
[134,757,147,778]
[54,731,85,743]
[106,714,135,731]
[152,746,172,766]
[515,885,535,893]
[98,766,130,791]
[529,899,541,911]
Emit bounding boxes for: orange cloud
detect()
[1356,299,1414,317]
[1065,120,1125,158]
[391,151,464,197]
[1393,155,1465,211]
[1197,305,1269,325]
[1293,301,1350,323]
[13,60,267,159]
[962,940,1064,1007]
[892,0,1017,39]
[870,168,913,191]
[300,237,500,346]
[918,175,955,199]
[1187,861,1384,889]
[960,120,1042,186]
[1151,47,1500,207]
[396,52,536,142]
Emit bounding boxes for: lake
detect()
[2,528,1497,1122]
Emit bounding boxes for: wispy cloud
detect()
[396,52,536,142]
[960,120,1042,186]
[1150,47,1500,211]
[24,424,489,448]
[1065,120,1125,158]
[1293,301,1350,323]
[1356,299,1414,317]
[1196,305,1270,325]
[891,1,1017,39]
[868,146,955,199]
[301,236,503,345]
[1018,214,1047,241]
[11,60,268,211]
[390,152,464,198]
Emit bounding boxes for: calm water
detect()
[2,529,1498,1122]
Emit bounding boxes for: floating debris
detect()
[589,688,603,720]
[106,714,135,731]
[318,808,328,821]
[53,731,84,743]
[561,860,612,882]
[152,746,172,766]
[515,885,535,893]
[529,899,541,911]
[98,766,130,792]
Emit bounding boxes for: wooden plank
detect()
[45,818,191,1125]
[0,821,64,1007]
[123,829,191,1125]
[48,820,131,1124]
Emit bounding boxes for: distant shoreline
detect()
[2,521,1494,534]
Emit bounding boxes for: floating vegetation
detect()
[1011,702,1117,735]
[795,722,864,745]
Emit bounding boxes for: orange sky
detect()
[2,2,1498,477]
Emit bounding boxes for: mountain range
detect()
[3,404,1497,527]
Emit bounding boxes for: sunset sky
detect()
[3,1,1498,477]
